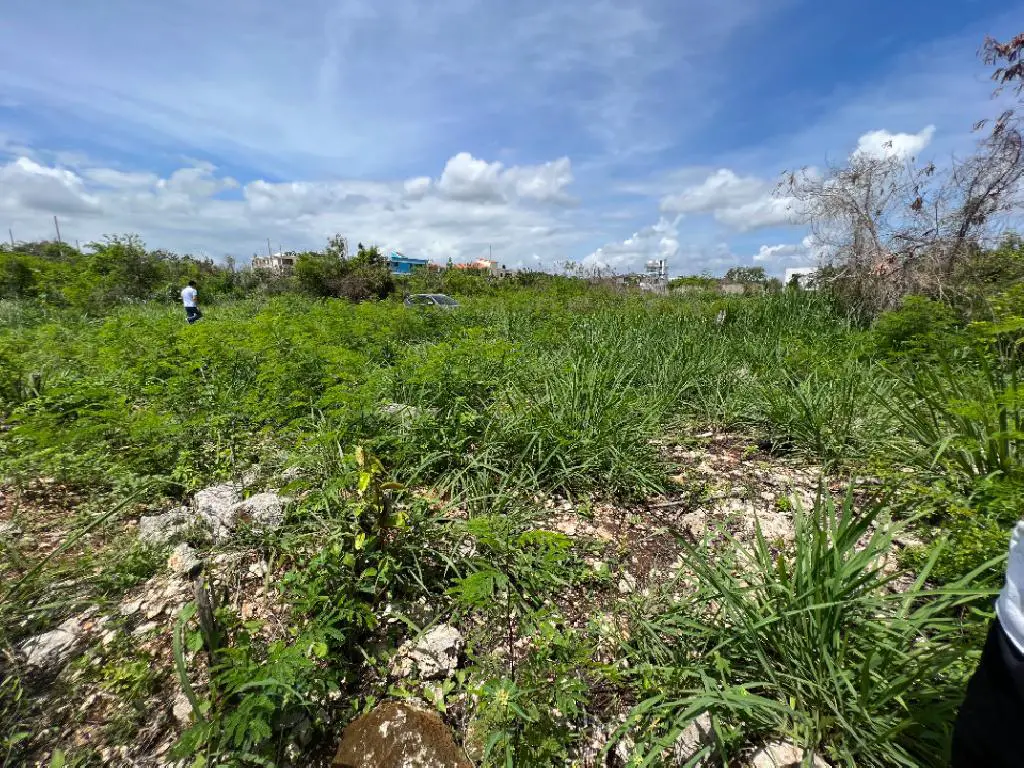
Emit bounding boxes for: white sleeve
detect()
[996,522,1024,655]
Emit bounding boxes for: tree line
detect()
[0,235,398,312]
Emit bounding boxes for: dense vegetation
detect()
[1,227,1022,766]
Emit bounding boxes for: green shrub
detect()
[873,296,962,359]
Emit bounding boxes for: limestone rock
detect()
[618,572,637,595]
[673,712,714,764]
[232,491,288,531]
[167,543,201,577]
[392,625,464,680]
[748,741,830,768]
[191,484,289,540]
[195,484,242,539]
[333,701,471,768]
[20,616,84,670]
[138,507,191,545]
[171,692,193,726]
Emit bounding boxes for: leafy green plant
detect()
[873,296,963,360]
[472,619,600,767]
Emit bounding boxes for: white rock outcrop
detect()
[391,624,464,680]
[138,485,289,545]
[138,507,191,545]
[167,543,201,576]
[20,616,84,670]
[748,741,830,768]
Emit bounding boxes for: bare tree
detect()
[781,106,1024,320]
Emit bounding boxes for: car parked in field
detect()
[403,293,460,309]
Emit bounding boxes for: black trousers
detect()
[185,306,203,324]
[952,619,1024,767]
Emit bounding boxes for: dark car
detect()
[403,293,460,309]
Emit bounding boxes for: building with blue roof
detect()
[386,251,430,275]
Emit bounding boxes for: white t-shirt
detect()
[181,286,197,308]
[997,522,1024,654]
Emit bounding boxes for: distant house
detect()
[453,258,508,277]
[252,252,296,275]
[784,267,819,289]
[386,251,430,275]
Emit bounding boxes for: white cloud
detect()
[658,168,800,232]
[0,150,585,264]
[716,195,799,231]
[583,216,680,272]
[753,243,799,262]
[751,235,822,273]
[437,152,573,204]
[505,157,574,203]
[161,164,238,197]
[583,216,741,276]
[437,153,505,202]
[83,167,159,189]
[660,169,765,215]
[0,157,100,216]
[403,176,432,199]
[854,125,936,160]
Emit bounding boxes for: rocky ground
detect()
[1,432,907,767]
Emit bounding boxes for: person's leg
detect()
[952,618,1024,766]
[186,307,199,324]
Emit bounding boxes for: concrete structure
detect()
[641,259,669,293]
[784,267,819,289]
[252,252,296,275]
[386,251,430,275]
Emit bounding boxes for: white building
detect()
[252,252,296,275]
[641,259,669,292]
[784,267,818,289]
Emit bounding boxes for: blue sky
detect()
[0,0,1021,275]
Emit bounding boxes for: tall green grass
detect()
[619,493,998,767]
[888,349,1023,481]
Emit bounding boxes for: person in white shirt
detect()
[181,281,202,324]
[952,522,1024,766]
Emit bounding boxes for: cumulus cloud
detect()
[0,149,584,264]
[505,157,574,203]
[403,176,432,199]
[437,152,574,204]
[854,125,935,159]
[83,167,159,189]
[437,153,505,202]
[0,157,100,216]
[716,196,799,231]
[660,169,765,215]
[658,168,800,232]
[752,235,823,273]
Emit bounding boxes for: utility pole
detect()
[266,238,273,259]
[54,215,64,258]
[8,228,14,249]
